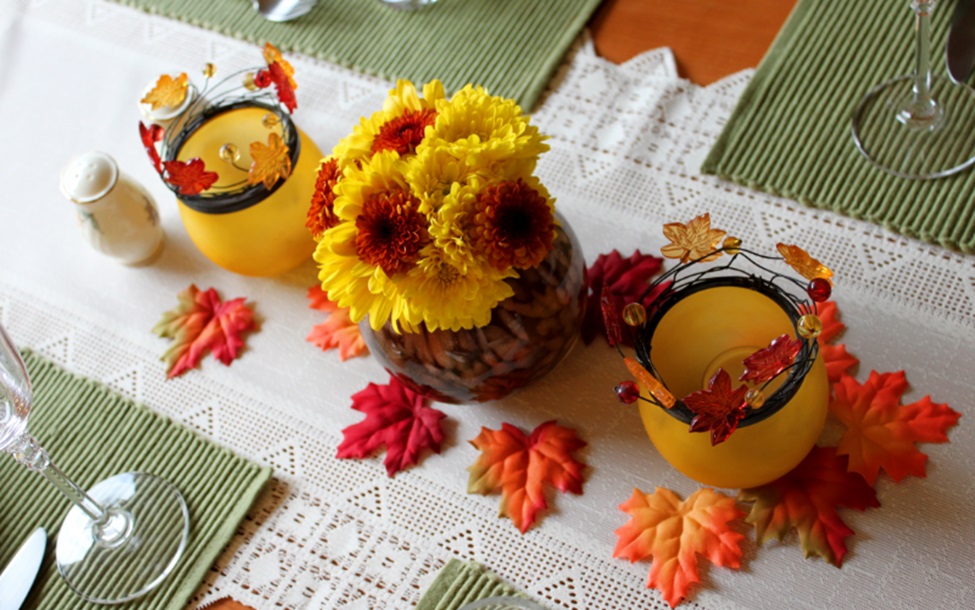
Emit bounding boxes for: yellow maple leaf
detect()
[776,243,833,284]
[248,132,292,190]
[660,213,726,263]
[141,73,188,110]
[262,42,297,90]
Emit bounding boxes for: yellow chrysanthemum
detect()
[398,245,515,332]
[422,84,548,174]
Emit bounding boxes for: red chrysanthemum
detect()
[471,179,554,271]
[306,158,342,237]
[355,190,430,276]
[371,109,437,156]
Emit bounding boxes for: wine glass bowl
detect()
[0,321,190,604]
[851,0,975,179]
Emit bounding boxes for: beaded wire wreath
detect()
[608,213,834,445]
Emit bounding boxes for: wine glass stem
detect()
[902,0,940,126]
[10,434,107,523]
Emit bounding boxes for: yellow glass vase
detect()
[637,278,828,489]
[172,103,320,276]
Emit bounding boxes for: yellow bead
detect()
[622,302,647,327]
[723,236,742,255]
[203,62,217,78]
[745,388,766,408]
[797,314,823,339]
[243,72,259,91]
[219,143,239,163]
[262,113,280,129]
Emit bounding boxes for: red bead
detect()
[254,69,272,88]
[148,124,164,142]
[615,380,640,404]
[807,277,832,302]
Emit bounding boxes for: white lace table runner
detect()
[0,1,973,609]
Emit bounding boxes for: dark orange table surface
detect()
[589,0,798,85]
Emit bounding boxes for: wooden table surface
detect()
[589,0,798,84]
[203,2,795,608]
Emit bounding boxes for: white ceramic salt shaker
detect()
[60,151,164,265]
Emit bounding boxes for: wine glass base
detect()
[851,74,975,179]
[56,472,189,604]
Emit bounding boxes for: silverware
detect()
[0,527,46,610]
[251,0,317,22]
[946,0,975,83]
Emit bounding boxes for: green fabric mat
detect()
[702,0,975,253]
[0,351,271,610]
[108,0,604,111]
[417,559,541,609]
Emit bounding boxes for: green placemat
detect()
[702,0,975,253]
[0,351,271,609]
[417,559,542,610]
[108,0,603,110]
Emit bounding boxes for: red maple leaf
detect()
[139,121,164,173]
[815,301,859,383]
[682,369,748,445]
[152,284,257,378]
[614,487,744,607]
[830,371,961,484]
[467,421,586,533]
[163,158,218,195]
[740,334,802,384]
[738,446,879,566]
[582,249,664,346]
[306,286,367,360]
[336,376,446,476]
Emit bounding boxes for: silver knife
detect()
[0,527,46,610]
[946,0,975,83]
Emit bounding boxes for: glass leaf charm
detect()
[777,243,833,284]
[600,289,623,347]
[682,369,748,445]
[139,122,164,173]
[141,73,188,110]
[248,133,292,190]
[624,357,675,409]
[661,213,726,263]
[163,158,218,196]
[740,334,803,384]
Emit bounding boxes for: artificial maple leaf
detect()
[682,369,748,445]
[263,43,297,90]
[814,301,859,383]
[336,376,446,476]
[740,334,802,384]
[467,420,586,533]
[582,249,664,345]
[306,286,367,360]
[830,371,961,484]
[613,487,744,608]
[777,243,833,284]
[248,133,292,190]
[139,121,164,173]
[153,284,257,379]
[141,73,188,110]
[660,213,726,264]
[267,61,297,113]
[163,158,218,196]
[738,446,879,566]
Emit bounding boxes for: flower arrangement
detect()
[307,80,557,333]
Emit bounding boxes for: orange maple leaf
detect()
[660,213,726,264]
[467,421,586,533]
[153,284,257,378]
[141,73,188,110]
[739,446,879,566]
[613,487,744,608]
[830,371,961,484]
[814,301,859,383]
[306,286,367,361]
[248,132,292,190]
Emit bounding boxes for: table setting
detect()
[0,0,973,609]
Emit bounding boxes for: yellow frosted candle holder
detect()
[168,102,320,276]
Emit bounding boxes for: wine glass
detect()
[851,0,975,179]
[0,321,189,604]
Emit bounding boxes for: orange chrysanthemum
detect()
[306,158,342,237]
[371,108,438,157]
[470,179,554,271]
[355,190,430,277]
